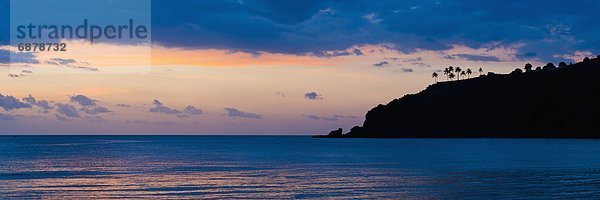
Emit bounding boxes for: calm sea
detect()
[1,136,600,199]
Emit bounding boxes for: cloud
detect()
[411,62,433,68]
[0,93,32,111]
[312,50,353,57]
[451,54,501,62]
[116,104,132,108]
[2,0,596,62]
[403,57,423,62]
[183,106,204,115]
[46,58,98,71]
[0,50,39,64]
[70,95,97,106]
[517,52,537,59]
[149,100,181,114]
[554,51,593,62]
[54,114,67,121]
[332,114,359,119]
[49,58,77,65]
[303,114,359,121]
[145,0,600,62]
[353,49,364,56]
[22,95,53,110]
[303,114,338,121]
[275,91,286,97]
[0,113,16,120]
[55,103,80,117]
[80,106,112,115]
[68,65,99,72]
[373,61,389,67]
[362,13,383,24]
[224,107,262,119]
[45,61,59,66]
[304,92,323,100]
[1,0,596,62]
[400,68,414,72]
[303,114,321,120]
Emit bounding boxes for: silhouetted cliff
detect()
[321,57,600,138]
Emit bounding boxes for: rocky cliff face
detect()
[339,58,600,138]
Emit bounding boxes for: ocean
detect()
[1,136,600,199]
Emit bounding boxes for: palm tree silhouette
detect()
[466,68,472,78]
[432,72,439,82]
[443,67,451,81]
[455,67,462,80]
[478,68,484,76]
[448,73,456,81]
[460,71,466,78]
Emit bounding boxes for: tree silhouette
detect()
[584,57,591,62]
[443,68,450,81]
[559,62,567,68]
[524,63,533,71]
[543,63,556,70]
[448,73,456,80]
[466,68,473,78]
[432,72,439,82]
[479,68,484,76]
[511,68,523,74]
[455,67,462,80]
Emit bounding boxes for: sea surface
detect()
[1,136,600,199]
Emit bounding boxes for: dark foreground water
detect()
[2,136,600,199]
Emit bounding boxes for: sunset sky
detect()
[1,0,599,134]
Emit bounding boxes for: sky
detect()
[0,0,599,134]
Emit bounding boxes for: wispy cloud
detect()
[0,113,17,120]
[450,54,501,62]
[149,100,181,115]
[303,114,359,121]
[224,108,262,119]
[22,95,54,110]
[373,61,389,67]
[80,106,112,115]
[70,95,97,107]
[304,92,323,100]
[55,103,80,118]
[184,106,204,115]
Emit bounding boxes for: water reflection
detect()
[1,164,429,198]
[2,136,600,199]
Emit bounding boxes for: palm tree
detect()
[432,72,439,82]
[455,67,462,80]
[478,68,484,76]
[443,67,451,81]
[466,68,473,78]
[460,71,466,79]
[448,73,456,81]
